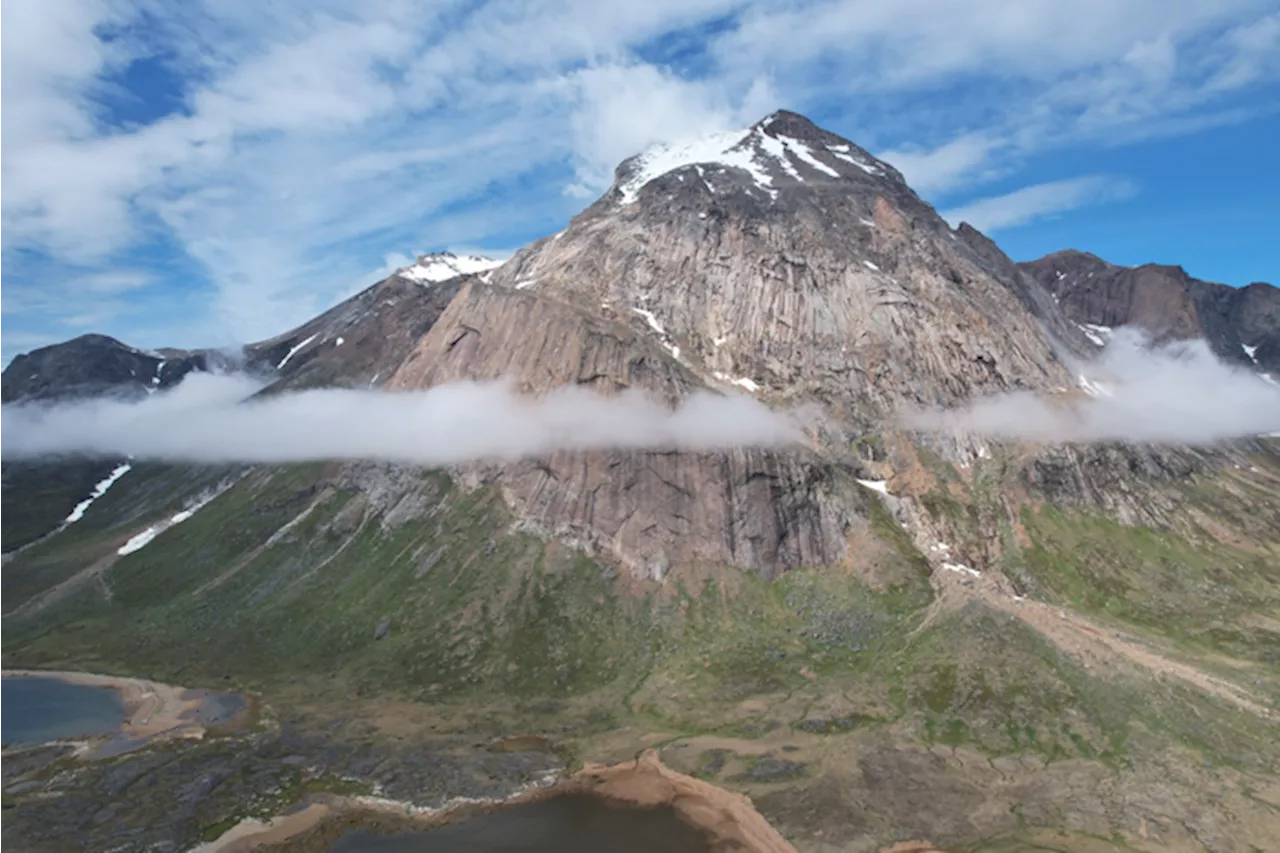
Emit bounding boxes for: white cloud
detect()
[1,374,803,464]
[878,133,1006,193]
[940,175,1137,232]
[2,0,1278,355]
[565,63,740,196]
[905,327,1280,444]
[81,271,154,294]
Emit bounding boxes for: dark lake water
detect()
[2,676,126,746]
[328,794,711,853]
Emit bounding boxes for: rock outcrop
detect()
[1020,249,1280,372]
[389,281,861,580]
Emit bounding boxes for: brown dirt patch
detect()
[570,749,797,853]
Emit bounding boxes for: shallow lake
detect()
[328,794,711,853]
[2,676,126,746]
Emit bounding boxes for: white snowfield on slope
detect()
[398,252,503,284]
[615,120,883,205]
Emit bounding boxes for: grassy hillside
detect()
[4,450,1279,851]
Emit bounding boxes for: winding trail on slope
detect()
[886,487,1274,720]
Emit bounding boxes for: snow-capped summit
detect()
[611,110,898,205]
[397,251,503,285]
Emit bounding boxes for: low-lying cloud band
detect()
[1,375,804,465]
[904,328,1280,444]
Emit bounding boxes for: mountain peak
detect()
[610,110,899,206]
[750,109,824,140]
[397,251,503,285]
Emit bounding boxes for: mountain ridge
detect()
[1019,248,1280,374]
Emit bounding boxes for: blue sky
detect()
[3,0,1279,364]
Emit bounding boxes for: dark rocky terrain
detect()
[1,333,214,404]
[1020,249,1280,372]
[3,111,1279,853]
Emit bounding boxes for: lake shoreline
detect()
[1,669,247,752]
[193,749,802,853]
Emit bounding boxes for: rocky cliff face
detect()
[1020,250,1280,372]
[376,112,1117,579]
[382,280,861,580]
[489,111,1076,423]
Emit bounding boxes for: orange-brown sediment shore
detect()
[3,669,210,744]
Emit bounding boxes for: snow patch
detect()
[276,334,318,369]
[399,252,502,285]
[1078,323,1113,347]
[1077,374,1112,398]
[631,307,666,336]
[715,371,760,392]
[825,144,880,174]
[335,337,345,347]
[779,136,840,177]
[863,260,880,272]
[117,490,225,556]
[617,128,779,204]
[943,562,982,578]
[65,463,132,523]
[1243,343,1259,364]
[756,133,802,181]
[118,527,159,556]
[514,279,538,290]
[855,478,888,494]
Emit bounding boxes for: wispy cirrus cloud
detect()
[2,0,1278,363]
[941,175,1138,232]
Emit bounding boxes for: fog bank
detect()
[2,374,803,464]
[905,328,1280,444]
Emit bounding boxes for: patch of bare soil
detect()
[987,595,1273,719]
[191,805,333,853]
[570,749,798,853]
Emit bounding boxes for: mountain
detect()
[491,110,1081,414]
[0,336,232,551]
[1020,249,1280,373]
[0,333,223,403]
[4,112,1280,853]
